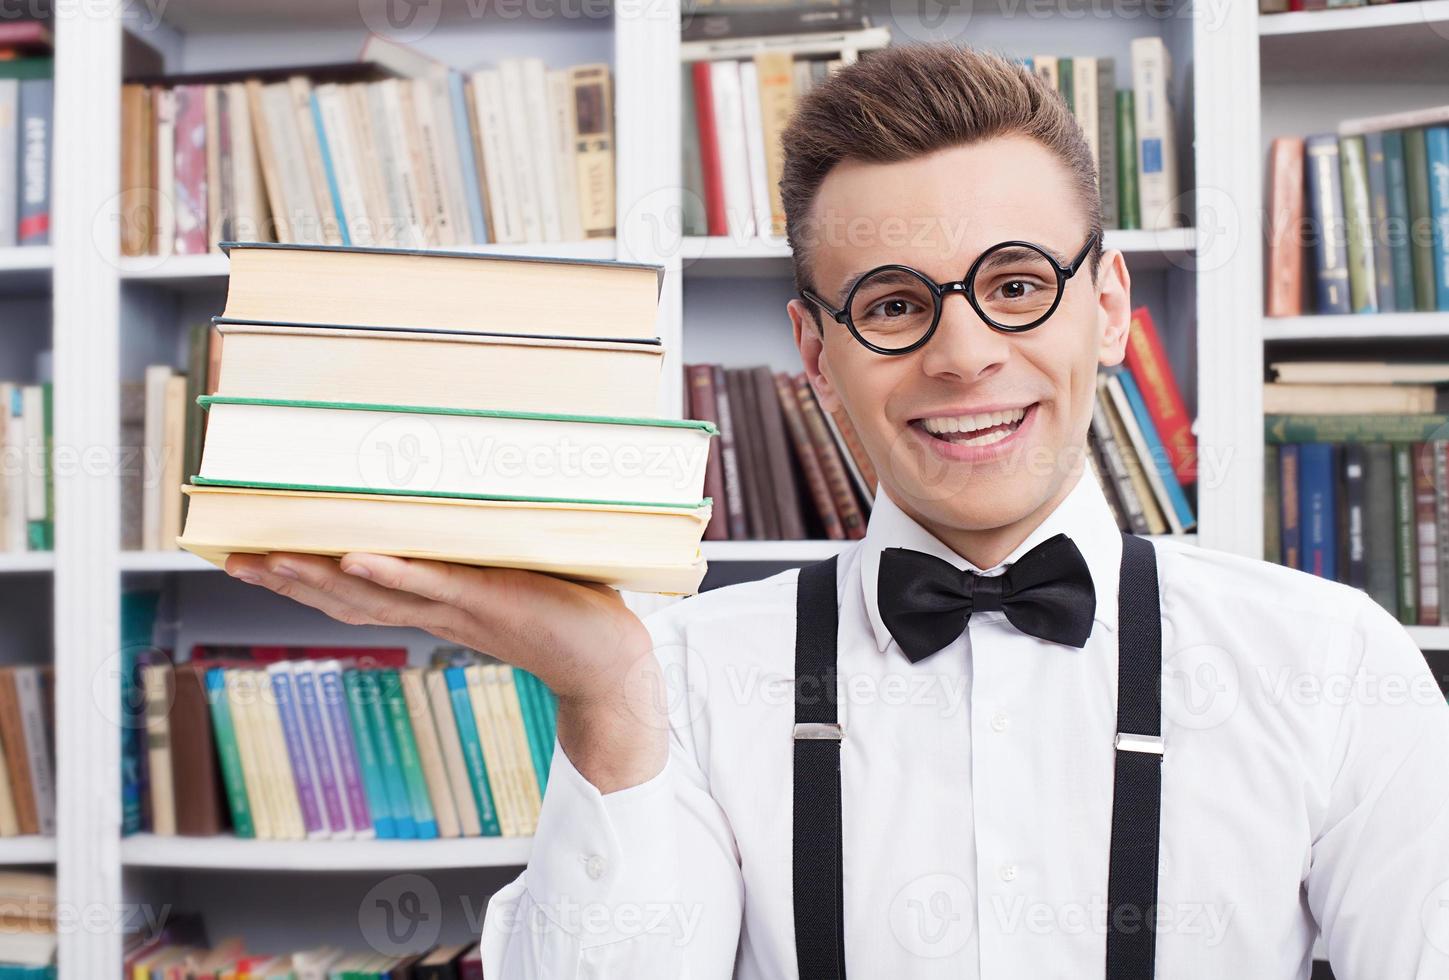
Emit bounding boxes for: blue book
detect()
[1425,125,1449,311]
[1116,371,1195,532]
[1305,134,1351,314]
[1280,444,1303,570]
[120,590,159,836]
[357,669,417,839]
[292,664,350,836]
[1298,442,1338,582]
[309,90,350,247]
[1364,132,1395,313]
[268,664,324,836]
[341,668,394,839]
[445,666,501,836]
[513,669,551,795]
[448,71,489,244]
[378,668,438,839]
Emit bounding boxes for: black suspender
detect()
[792,556,846,980]
[791,533,1163,980]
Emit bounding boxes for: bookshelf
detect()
[28,0,1271,973]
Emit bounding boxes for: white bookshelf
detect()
[1264,312,1449,342]
[0,835,57,865]
[27,0,1275,973]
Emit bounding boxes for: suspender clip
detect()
[1114,732,1164,756]
[793,722,845,741]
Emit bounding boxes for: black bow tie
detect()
[877,533,1097,662]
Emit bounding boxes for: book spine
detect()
[448,71,488,244]
[711,364,748,539]
[379,669,438,839]
[1343,443,1367,589]
[1116,90,1138,230]
[1266,137,1305,317]
[401,667,460,839]
[821,406,873,510]
[1096,57,1118,229]
[224,669,273,838]
[1116,371,1195,532]
[1383,131,1417,314]
[204,668,255,838]
[686,364,729,541]
[1364,132,1396,314]
[1299,443,1337,581]
[1436,442,1449,625]
[1130,38,1177,230]
[1394,443,1419,624]
[709,61,754,238]
[773,371,842,540]
[1280,444,1301,570]
[1364,443,1400,616]
[1123,307,1196,486]
[292,663,350,837]
[1090,395,1150,535]
[267,664,325,837]
[691,61,726,237]
[512,669,551,795]
[1426,126,1449,311]
[467,664,518,837]
[1404,127,1437,312]
[1266,414,1449,443]
[253,667,305,839]
[357,669,416,838]
[492,666,542,834]
[1264,443,1282,564]
[308,88,353,247]
[1304,134,1351,314]
[13,668,52,836]
[569,64,615,238]
[1414,442,1442,625]
[1099,378,1166,534]
[755,51,793,237]
[15,77,49,245]
[1339,135,1379,313]
[794,373,865,539]
[142,664,174,836]
[340,667,392,839]
[738,61,773,240]
[170,84,208,254]
[425,668,482,835]
[445,666,501,836]
[752,365,806,539]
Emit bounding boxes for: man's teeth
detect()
[920,407,1027,446]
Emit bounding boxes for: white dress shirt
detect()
[480,466,1449,979]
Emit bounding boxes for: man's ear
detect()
[1095,248,1133,368]
[789,297,843,413]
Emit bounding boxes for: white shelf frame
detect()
[1258,0,1449,36]
[32,1,1275,972]
[1263,313,1449,342]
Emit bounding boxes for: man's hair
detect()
[780,43,1104,322]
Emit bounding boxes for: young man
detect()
[227,45,1449,978]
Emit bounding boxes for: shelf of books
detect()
[1258,1,1449,667]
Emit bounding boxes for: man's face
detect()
[789,135,1133,536]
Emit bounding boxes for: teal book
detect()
[445,666,501,836]
[1382,130,1416,313]
[342,668,395,839]
[204,667,255,838]
[1117,371,1195,531]
[120,590,159,836]
[358,669,417,839]
[309,90,350,247]
[1364,131,1395,313]
[1425,125,1449,310]
[378,668,438,839]
[513,668,551,793]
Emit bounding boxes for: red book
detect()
[170,84,209,254]
[691,61,727,237]
[1122,306,1196,486]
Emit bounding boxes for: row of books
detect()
[1021,39,1181,232]
[0,871,54,976]
[125,915,481,980]
[119,40,615,256]
[0,22,51,248]
[1266,103,1449,317]
[138,649,556,841]
[1259,0,1400,12]
[0,381,51,553]
[173,242,712,595]
[1089,370,1197,537]
[1263,360,1449,626]
[0,666,52,839]
[686,364,871,541]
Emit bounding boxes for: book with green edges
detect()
[1339,135,1378,313]
[1404,127,1437,312]
[1393,444,1419,625]
[445,665,501,836]
[1116,90,1138,230]
[356,669,416,839]
[341,669,394,839]
[1265,413,1449,443]
[377,668,438,839]
[203,668,255,838]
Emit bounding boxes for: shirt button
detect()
[990,711,1010,733]
[999,864,1018,883]
[585,854,608,880]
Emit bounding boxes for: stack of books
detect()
[1264,359,1449,627]
[1267,103,1449,316]
[0,871,54,978]
[175,242,715,595]
[120,41,615,255]
[0,665,53,840]
[137,647,555,842]
[0,22,50,248]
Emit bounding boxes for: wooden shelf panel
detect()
[120,832,531,870]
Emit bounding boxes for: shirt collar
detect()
[860,465,1123,656]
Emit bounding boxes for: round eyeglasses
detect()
[800,231,1099,356]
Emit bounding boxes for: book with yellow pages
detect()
[177,485,712,594]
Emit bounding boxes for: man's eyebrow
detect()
[833,241,1073,299]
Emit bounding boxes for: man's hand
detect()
[225,551,666,794]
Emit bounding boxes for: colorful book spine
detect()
[291,662,351,837]
[379,668,438,839]
[1280,444,1302,571]
[1426,126,1449,311]
[1116,370,1195,531]
[445,666,500,837]
[1122,307,1195,486]
[1382,130,1416,313]
[1364,132,1395,314]
[340,666,392,839]
[1304,134,1351,314]
[1342,443,1367,590]
[513,669,551,794]
[1298,443,1338,581]
[267,662,324,836]
[204,668,255,838]
[447,71,488,244]
[356,669,416,839]
[1394,443,1419,625]
[1339,134,1378,314]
